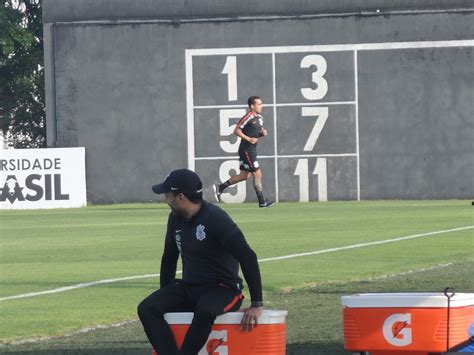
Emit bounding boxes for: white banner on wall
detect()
[0,147,87,209]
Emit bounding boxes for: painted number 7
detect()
[302,107,329,151]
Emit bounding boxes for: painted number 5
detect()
[219,109,246,153]
[300,54,328,101]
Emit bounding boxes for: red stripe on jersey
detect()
[236,112,253,129]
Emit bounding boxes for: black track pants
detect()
[138,282,243,355]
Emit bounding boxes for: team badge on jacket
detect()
[175,230,182,252]
[196,224,206,241]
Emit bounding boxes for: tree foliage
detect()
[0,0,45,148]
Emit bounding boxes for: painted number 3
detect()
[300,54,328,101]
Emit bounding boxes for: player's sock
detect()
[219,180,232,192]
[256,191,265,205]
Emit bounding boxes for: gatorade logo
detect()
[382,313,412,346]
[198,330,228,355]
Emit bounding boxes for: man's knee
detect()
[137,299,149,319]
[252,169,262,179]
[235,171,250,181]
[137,297,164,320]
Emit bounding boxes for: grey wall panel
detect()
[277,157,358,202]
[42,0,474,23]
[192,54,274,106]
[276,106,356,155]
[358,47,474,199]
[54,24,189,203]
[275,51,355,103]
[48,10,474,203]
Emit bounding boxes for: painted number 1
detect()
[294,158,328,202]
[222,56,238,101]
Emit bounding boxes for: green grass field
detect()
[0,200,473,354]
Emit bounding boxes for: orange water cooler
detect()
[152,310,287,354]
[341,292,474,355]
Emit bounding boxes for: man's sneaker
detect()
[213,184,222,202]
[259,201,276,208]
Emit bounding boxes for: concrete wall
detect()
[42,1,474,203]
[42,0,474,22]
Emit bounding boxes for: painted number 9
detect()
[219,160,246,203]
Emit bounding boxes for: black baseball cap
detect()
[152,169,203,194]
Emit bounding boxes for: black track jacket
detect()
[160,201,263,303]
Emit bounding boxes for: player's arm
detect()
[159,214,179,288]
[234,126,258,145]
[234,113,258,144]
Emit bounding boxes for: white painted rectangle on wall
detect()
[0,147,87,209]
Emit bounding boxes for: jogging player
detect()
[138,169,264,355]
[213,96,275,208]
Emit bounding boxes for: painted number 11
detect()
[294,158,328,202]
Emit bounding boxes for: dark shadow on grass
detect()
[1,343,347,355]
[98,208,162,212]
[287,342,347,354]
[0,348,151,355]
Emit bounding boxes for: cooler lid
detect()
[341,292,474,308]
[164,310,288,324]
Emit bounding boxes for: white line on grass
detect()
[1,225,472,302]
[350,262,454,282]
[258,225,473,262]
[0,273,173,302]
[1,319,138,346]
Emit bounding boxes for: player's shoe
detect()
[259,200,276,208]
[213,184,222,202]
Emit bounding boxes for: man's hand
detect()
[260,128,268,136]
[240,307,263,332]
[247,137,258,145]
